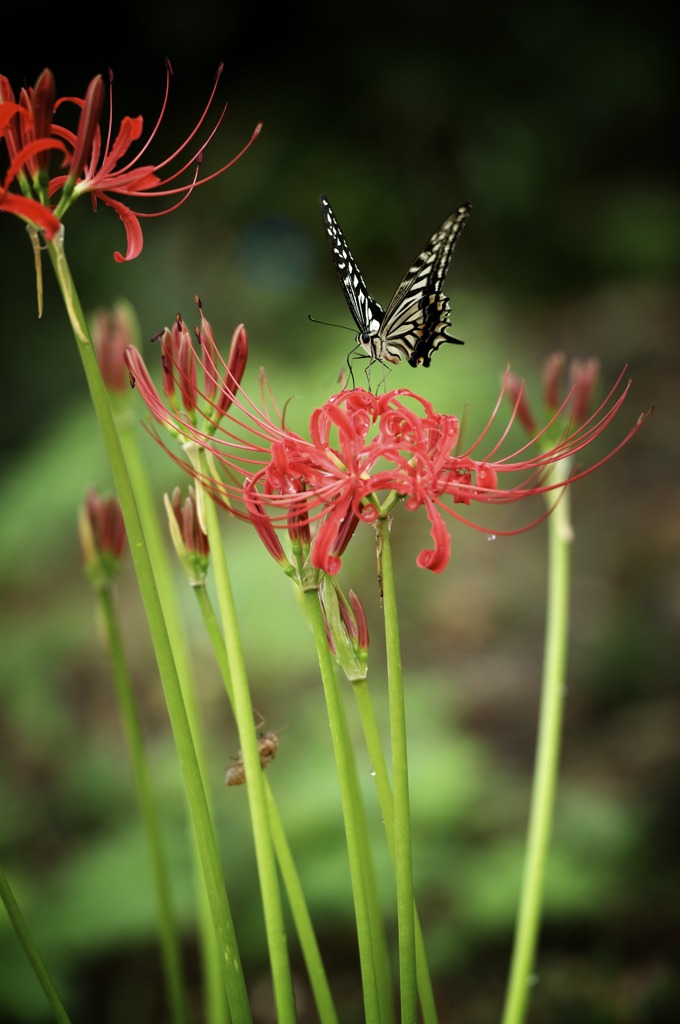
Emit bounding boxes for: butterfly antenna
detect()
[308,314,356,332]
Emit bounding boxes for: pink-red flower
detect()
[125,312,649,576]
[0,71,64,238]
[0,62,261,260]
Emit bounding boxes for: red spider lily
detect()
[125,315,649,576]
[0,62,261,261]
[0,91,64,238]
[505,352,602,434]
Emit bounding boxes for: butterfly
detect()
[320,194,471,368]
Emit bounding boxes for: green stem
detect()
[193,584,235,705]
[264,782,340,1024]
[48,238,250,1023]
[0,865,73,1024]
[192,584,339,1024]
[199,462,297,1024]
[351,765,396,1024]
[376,518,417,1023]
[97,585,190,1024]
[500,467,573,1024]
[115,407,227,1024]
[304,589,384,1024]
[352,680,439,1024]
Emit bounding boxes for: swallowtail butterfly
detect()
[320,194,471,368]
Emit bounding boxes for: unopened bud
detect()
[164,486,210,585]
[92,301,140,393]
[215,323,248,420]
[505,370,537,435]
[543,352,567,411]
[78,488,126,589]
[568,358,600,425]
[66,75,105,186]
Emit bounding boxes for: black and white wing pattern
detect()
[320,195,385,342]
[320,194,471,368]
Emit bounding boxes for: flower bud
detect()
[92,301,140,393]
[164,486,210,585]
[32,69,55,179]
[78,489,126,589]
[214,323,249,421]
[505,370,537,435]
[66,74,105,187]
[568,358,600,425]
[543,352,567,411]
[320,579,369,682]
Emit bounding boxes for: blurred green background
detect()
[1,2,677,1021]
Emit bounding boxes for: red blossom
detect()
[125,317,648,575]
[1,63,261,260]
[0,92,64,238]
[243,480,291,568]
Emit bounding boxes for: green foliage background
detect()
[0,2,677,1021]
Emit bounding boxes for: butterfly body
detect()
[320,195,471,368]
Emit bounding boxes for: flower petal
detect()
[0,190,61,238]
[95,192,144,261]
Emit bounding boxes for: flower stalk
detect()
[103,390,227,1021]
[500,354,611,1024]
[500,458,573,1024]
[197,448,297,1024]
[86,562,190,1024]
[305,587,392,1024]
[47,238,251,1022]
[187,559,340,1024]
[350,679,439,1022]
[0,866,73,1024]
[376,516,417,1024]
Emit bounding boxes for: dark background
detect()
[1,2,678,1021]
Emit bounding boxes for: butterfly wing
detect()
[320,195,385,336]
[380,203,471,367]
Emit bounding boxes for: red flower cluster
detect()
[1,63,260,260]
[126,310,648,576]
[0,71,64,239]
